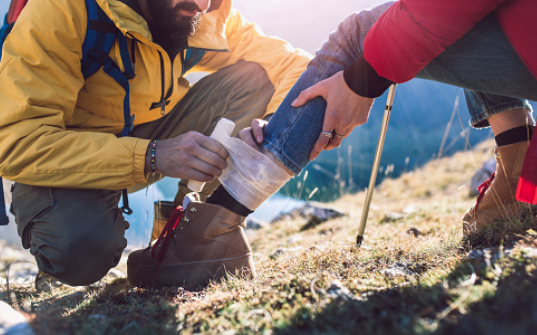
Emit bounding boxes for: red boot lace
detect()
[151,206,184,260]
[475,171,495,209]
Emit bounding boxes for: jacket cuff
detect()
[343,56,393,98]
[133,138,151,184]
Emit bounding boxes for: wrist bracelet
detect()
[151,140,158,174]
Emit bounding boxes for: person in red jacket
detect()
[283,0,537,235]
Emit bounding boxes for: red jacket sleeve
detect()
[364,0,507,83]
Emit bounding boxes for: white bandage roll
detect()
[187,118,235,192]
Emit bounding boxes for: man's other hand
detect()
[239,119,267,148]
[146,132,229,182]
[291,70,374,160]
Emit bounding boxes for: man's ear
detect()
[208,0,223,12]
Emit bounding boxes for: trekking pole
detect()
[356,84,397,247]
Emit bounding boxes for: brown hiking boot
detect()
[149,179,222,240]
[151,201,176,241]
[463,141,535,235]
[127,193,256,288]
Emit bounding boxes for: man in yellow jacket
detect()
[0,0,310,288]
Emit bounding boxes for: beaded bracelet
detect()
[151,140,158,174]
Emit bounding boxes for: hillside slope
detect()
[3,139,537,334]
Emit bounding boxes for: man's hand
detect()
[146,131,229,182]
[291,70,375,160]
[238,118,267,147]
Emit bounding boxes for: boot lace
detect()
[476,171,495,209]
[151,206,183,260]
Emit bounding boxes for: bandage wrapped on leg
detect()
[216,135,292,211]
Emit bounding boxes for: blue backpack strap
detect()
[99,36,134,138]
[81,0,135,138]
[81,0,135,214]
[81,0,116,78]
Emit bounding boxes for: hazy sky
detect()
[0,2,8,17]
[0,0,389,53]
[232,0,388,53]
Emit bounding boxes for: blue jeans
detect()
[261,2,537,175]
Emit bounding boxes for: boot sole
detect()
[127,253,255,289]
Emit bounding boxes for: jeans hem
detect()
[260,141,302,176]
[470,101,532,129]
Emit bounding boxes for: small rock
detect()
[467,247,537,262]
[0,261,37,288]
[106,269,126,279]
[269,248,302,259]
[309,245,326,252]
[379,262,417,277]
[380,212,405,223]
[287,236,302,244]
[407,227,422,238]
[469,158,496,196]
[466,247,514,277]
[0,301,35,335]
[466,247,511,262]
[326,279,357,301]
[403,205,417,214]
[272,203,345,230]
[0,248,32,262]
[519,247,537,258]
[245,217,268,230]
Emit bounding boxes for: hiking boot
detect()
[463,141,534,235]
[127,193,256,288]
[35,270,64,293]
[174,179,222,206]
[151,201,177,241]
[150,180,223,241]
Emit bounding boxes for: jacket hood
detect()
[96,0,230,51]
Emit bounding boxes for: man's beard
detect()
[148,1,203,52]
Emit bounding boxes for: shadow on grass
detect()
[28,280,182,335]
[10,209,537,335]
[273,256,537,335]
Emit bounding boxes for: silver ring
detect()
[321,131,332,138]
[334,133,345,138]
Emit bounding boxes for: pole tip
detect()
[356,235,363,247]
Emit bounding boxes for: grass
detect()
[2,139,537,334]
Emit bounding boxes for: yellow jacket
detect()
[0,0,311,190]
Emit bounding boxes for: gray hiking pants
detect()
[11,61,274,286]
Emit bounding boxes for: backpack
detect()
[0,0,136,225]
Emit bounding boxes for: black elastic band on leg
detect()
[495,125,534,147]
[207,186,253,216]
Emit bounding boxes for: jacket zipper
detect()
[150,46,223,114]
[150,51,173,114]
